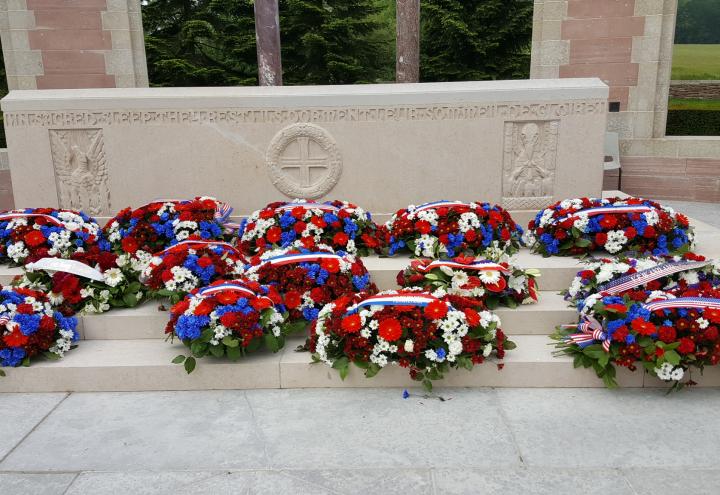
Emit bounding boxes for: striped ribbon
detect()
[257,252,344,268]
[346,293,438,314]
[412,200,471,213]
[137,199,241,234]
[644,297,720,312]
[156,239,242,257]
[0,212,84,232]
[598,260,711,296]
[564,315,610,352]
[274,202,340,213]
[195,281,274,306]
[416,259,510,274]
[0,314,17,334]
[564,204,654,222]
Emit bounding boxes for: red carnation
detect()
[678,337,695,355]
[341,314,362,334]
[500,228,511,241]
[24,230,46,248]
[658,326,676,344]
[424,299,448,320]
[333,232,349,246]
[284,291,302,309]
[266,227,282,243]
[595,233,608,245]
[378,318,403,341]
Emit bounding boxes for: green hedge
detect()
[666,109,720,136]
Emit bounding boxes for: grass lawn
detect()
[669,98,720,111]
[671,44,720,80]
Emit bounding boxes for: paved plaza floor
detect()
[1,387,720,494]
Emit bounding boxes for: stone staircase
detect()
[1,213,719,392]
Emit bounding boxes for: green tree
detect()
[676,0,720,44]
[280,0,392,84]
[419,0,533,82]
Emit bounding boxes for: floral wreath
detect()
[397,255,539,309]
[103,197,233,270]
[564,253,718,313]
[310,288,514,391]
[244,243,376,325]
[527,197,694,257]
[0,208,107,266]
[552,282,720,391]
[166,279,288,373]
[237,199,382,256]
[381,200,523,260]
[141,239,247,303]
[0,287,78,371]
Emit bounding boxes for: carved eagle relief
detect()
[50,129,111,216]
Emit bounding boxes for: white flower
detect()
[404,339,414,352]
[697,317,709,330]
[451,271,469,289]
[479,270,501,285]
[103,268,124,287]
[670,368,684,381]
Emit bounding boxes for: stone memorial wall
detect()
[1,79,608,215]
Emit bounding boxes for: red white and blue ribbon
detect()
[564,204,654,222]
[0,212,84,232]
[644,297,720,312]
[274,202,340,213]
[157,239,242,257]
[257,252,344,268]
[412,200,471,213]
[564,315,610,352]
[347,293,439,314]
[598,260,711,296]
[417,259,510,274]
[195,281,274,305]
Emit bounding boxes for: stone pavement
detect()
[1,387,720,494]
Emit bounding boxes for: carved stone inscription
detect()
[49,129,111,215]
[502,120,559,210]
[266,123,342,199]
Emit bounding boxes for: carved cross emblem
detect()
[267,123,342,199]
[278,136,330,187]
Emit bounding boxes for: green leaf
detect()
[339,364,349,380]
[0,369,5,377]
[222,336,239,348]
[122,292,137,307]
[575,238,592,248]
[184,356,196,374]
[226,345,242,361]
[264,334,282,353]
[172,355,186,364]
[422,378,433,392]
[331,356,349,371]
[503,340,517,350]
[664,349,681,366]
[365,363,381,378]
[246,337,262,352]
[209,345,224,358]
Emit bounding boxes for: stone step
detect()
[1,335,717,393]
[75,291,574,340]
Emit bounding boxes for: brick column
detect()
[0,0,148,90]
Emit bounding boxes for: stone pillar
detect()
[396,0,420,83]
[0,0,149,90]
[254,0,282,86]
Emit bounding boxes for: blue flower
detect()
[0,347,26,367]
[302,307,320,321]
[15,313,41,336]
[175,314,210,341]
[352,274,370,291]
[435,347,447,361]
[402,389,410,399]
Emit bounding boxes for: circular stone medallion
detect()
[266,123,342,199]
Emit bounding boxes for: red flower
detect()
[333,232,349,246]
[463,308,480,326]
[15,303,33,314]
[24,230,46,248]
[658,326,676,344]
[220,312,240,327]
[704,326,719,342]
[197,257,213,268]
[485,277,507,293]
[643,226,656,238]
[293,221,307,234]
[424,299,448,320]
[284,291,302,309]
[595,233,608,245]
[3,326,28,347]
[625,227,637,240]
[415,220,432,234]
[378,318,403,341]
[631,317,656,336]
[465,229,477,242]
[194,300,214,316]
[321,258,340,273]
[612,325,629,342]
[250,297,272,311]
[121,236,139,254]
[341,314,362,334]
[500,228,511,241]
[678,337,695,354]
[216,291,240,305]
[605,303,628,313]
[266,227,282,243]
[599,215,617,229]
[579,270,595,279]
